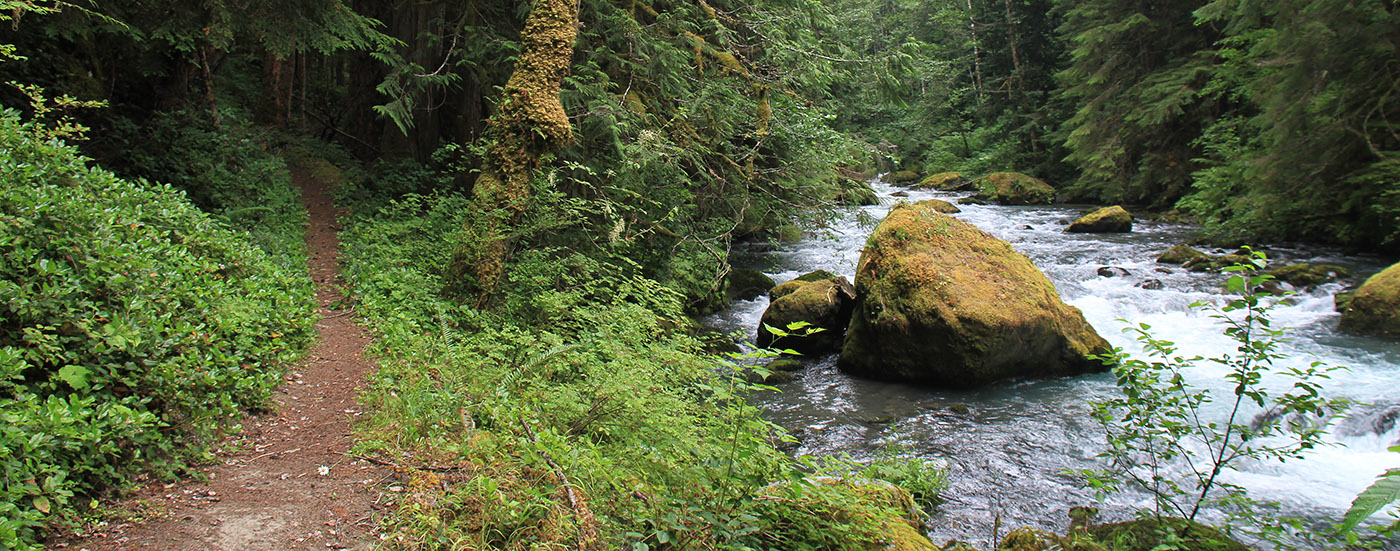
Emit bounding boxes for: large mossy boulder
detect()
[971,172,1055,205]
[916,172,974,191]
[757,274,856,355]
[1067,206,1132,233]
[1339,262,1400,337]
[839,201,1110,387]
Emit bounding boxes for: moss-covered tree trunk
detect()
[449,0,578,305]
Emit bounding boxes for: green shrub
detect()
[0,110,315,549]
[102,109,308,270]
[340,187,934,550]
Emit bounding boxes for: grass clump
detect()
[0,110,315,549]
[340,180,940,550]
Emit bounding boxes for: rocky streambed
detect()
[704,180,1400,549]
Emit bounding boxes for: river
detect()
[703,180,1400,548]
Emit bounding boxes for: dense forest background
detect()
[4,0,1397,310]
[3,1,1399,548]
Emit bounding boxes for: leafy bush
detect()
[101,109,309,269]
[0,110,315,549]
[1079,250,1349,547]
[340,187,934,550]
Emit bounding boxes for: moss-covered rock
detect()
[767,358,804,372]
[758,276,857,355]
[885,170,923,185]
[971,172,1055,205]
[839,201,1111,387]
[916,172,974,191]
[1083,518,1249,551]
[771,270,838,300]
[1156,245,1207,265]
[726,268,776,302]
[1268,263,1350,288]
[924,199,961,214]
[1339,262,1400,337]
[1066,206,1133,233]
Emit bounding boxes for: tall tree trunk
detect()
[448,0,580,307]
[966,0,984,102]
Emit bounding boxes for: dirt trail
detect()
[55,166,390,550]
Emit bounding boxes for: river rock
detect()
[916,172,974,191]
[839,201,1111,387]
[771,270,837,300]
[1268,263,1350,288]
[726,268,775,302]
[1156,245,1206,265]
[1136,279,1164,290]
[923,198,961,214]
[883,170,922,185]
[1067,205,1133,233]
[1339,262,1400,338]
[757,275,856,355]
[970,172,1055,205]
[1096,266,1129,278]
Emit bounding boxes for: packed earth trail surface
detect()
[55,167,389,550]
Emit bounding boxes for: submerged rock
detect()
[1096,266,1129,278]
[757,274,856,355]
[839,201,1111,387]
[970,172,1055,205]
[1067,205,1133,233]
[1339,262,1400,338]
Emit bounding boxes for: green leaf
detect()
[32,495,49,514]
[57,365,91,390]
[1340,468,1400,533]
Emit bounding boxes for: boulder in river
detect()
[1339,262,1400,338]
[922,198,961,214]
[838,201,1111,387]
[757,273,856,355]
[1268,263,1350,289]
[1067,205,1133,233]
[971,172,1055,205]
[883,170,922,185]
[725,268,775,302]
[915,172,974,191]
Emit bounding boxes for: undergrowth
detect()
[0,109,315,549]
[339,170,941,549]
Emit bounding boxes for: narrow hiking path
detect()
[55,165,390,550]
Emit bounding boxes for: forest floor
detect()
[52,166,390,550]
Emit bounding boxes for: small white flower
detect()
[317,465,330,476]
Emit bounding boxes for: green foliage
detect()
[102,108,309,269]
[340,185,933,550]
[0,110,314,549]
[1079,250,1349,546]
